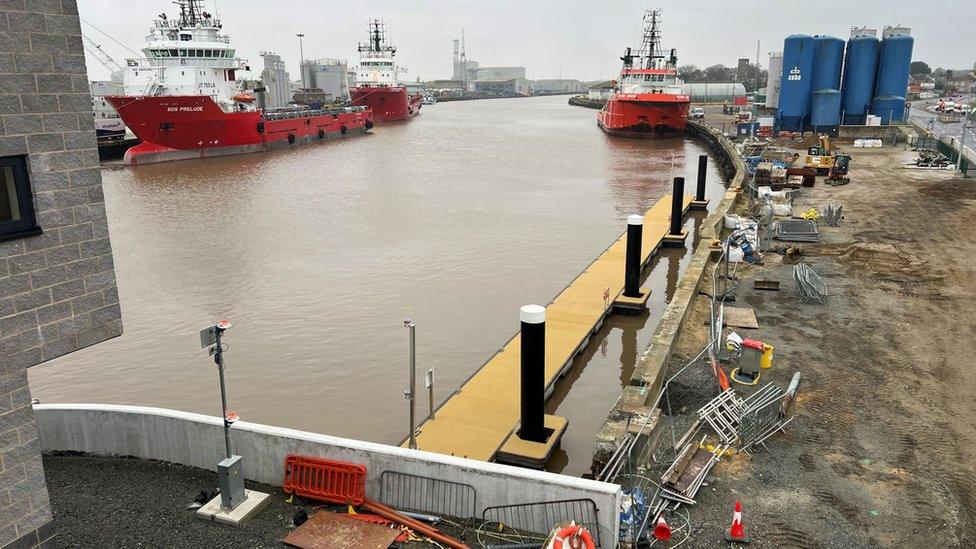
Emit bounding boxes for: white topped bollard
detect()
[519,304,546,443]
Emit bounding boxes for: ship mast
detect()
[358,19,396,57]
[636,9,665,69]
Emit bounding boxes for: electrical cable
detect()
[79,16,142,58]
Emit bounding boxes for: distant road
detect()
[907,95,975,145]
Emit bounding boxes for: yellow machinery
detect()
[804,134,835,174]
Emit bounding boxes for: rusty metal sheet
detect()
[283,511,401,549]
[672,449,713,493]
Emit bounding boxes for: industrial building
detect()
[472,77,533,95]
[452,37,478,82]
[259,51,291,109]
[535,79,584,94]
[472,67,526,80]
[775,25,914,132]
[301,58,350,102]
[682,82,747,103]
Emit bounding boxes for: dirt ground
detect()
[657,144,976,547]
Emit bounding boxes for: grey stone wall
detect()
[1,0,122,547]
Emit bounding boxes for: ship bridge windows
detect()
[180,34,192,41]
[151,48,234,59]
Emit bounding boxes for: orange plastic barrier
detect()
[282,454,367,505]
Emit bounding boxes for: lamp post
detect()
[403,318,417,449]
[296,33,308,105]
[199,319,246,511]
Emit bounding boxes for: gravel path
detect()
[44,453,297,548]
[44,454,485,548]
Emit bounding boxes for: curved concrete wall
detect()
[33,403,620,539]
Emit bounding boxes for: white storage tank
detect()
[765,51,783,108]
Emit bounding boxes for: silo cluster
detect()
[775,25,914,132]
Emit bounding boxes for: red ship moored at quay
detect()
[107,95,372,165]
[598,9,690,138]
[350,19,422,122]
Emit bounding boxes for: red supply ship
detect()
[350,20,422,122]
[106,95,372,165]
[597,9,690,138]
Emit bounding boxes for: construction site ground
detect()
[657,144,976,547]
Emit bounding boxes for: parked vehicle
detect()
[690,107,705,119]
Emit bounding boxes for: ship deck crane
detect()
[82,34,124,83]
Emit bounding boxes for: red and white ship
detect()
[106,0,372,165]
[598,9,690,138]
[107,96,371,165]
[350,20,422,122]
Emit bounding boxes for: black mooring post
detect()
[696,155,708,202]
[669,176,685,236]
[519,304,546,443]
[624,214,643,298]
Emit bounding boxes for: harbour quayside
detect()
[5,0,975,547]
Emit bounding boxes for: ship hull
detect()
[350,86,421,122]
[105,95,372,165]
[597,94,690,139]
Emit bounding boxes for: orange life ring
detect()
[552,523,595,549]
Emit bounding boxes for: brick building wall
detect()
[1,0,123,547]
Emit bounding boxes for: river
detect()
[28,95,726,475]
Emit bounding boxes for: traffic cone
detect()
[652,515,671,541]
[724,500,750,543]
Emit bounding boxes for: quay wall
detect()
[591,120,744,468]
[33,403,621,539]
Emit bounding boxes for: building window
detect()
[0,156,41,241]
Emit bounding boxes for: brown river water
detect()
[28,95,726,475]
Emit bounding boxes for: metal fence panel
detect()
[482,498,602,546]
[379,471,477,520]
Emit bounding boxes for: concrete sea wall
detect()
[34,403,621,539]
[591,120,744,468]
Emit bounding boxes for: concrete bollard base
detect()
[612,288,651,315]
[662,230,689,248]
[496,415,568,469]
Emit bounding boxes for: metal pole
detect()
[296,33,307,104]
[404,318,417,449]
[426,368,435,420]
[214,327,232,460]
[957,126,968,174]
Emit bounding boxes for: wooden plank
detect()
[283,511,401,549]
[723,306,759,329]
[409,194,695,461]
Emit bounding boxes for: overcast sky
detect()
[79,0,973,83]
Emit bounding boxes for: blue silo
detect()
[870,95,906,124]
[811,36,845,91]
[840,34,880,124]
[810,89,842,128]
[777,34,816,132]
[875,33,914,99]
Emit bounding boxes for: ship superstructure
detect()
[121,0,251,107]
[350,20,421,122]
[597,9,690,138]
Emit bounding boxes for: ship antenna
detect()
[372,19,381,52]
